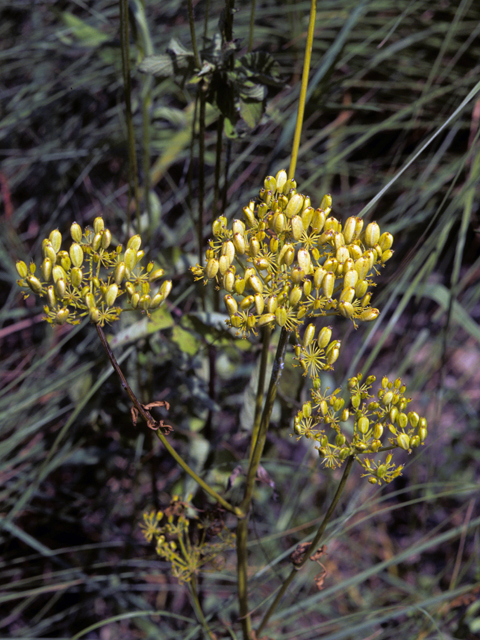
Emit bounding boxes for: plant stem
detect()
[187,0,201,70]
[189,576,216,640]
[256,455,355,635]
[288,0,317,180]
[95,324,243,517]
[248,0,257,52]
[237,327,289,639]
[249,325,273,464]
[119,0,141,231]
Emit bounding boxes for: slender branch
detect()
[187,0,201,69]
[237,328,289,639]
[249,325,272,464]
[95,324,243,517]
[256,455,355,635]
[189,577,216,640]
[288,0,317,180]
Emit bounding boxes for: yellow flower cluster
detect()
[293,373,427,484]
[140,497,235,584]
[192,170,393,339]
[16,217,172,327]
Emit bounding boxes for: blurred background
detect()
[0,1,479,638]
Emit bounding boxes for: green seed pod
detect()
[319,401,328,416]
[317,326,332,349]
[289,267,302,284]
[343,269,358,289]
[410,435,421,448]
[348,244,362,261]
[275,169,287,193]
[88,307,100,324]
[112,262,125,285]
[320,194,333,215]
[49,229,62,253]
[124,248,136,271]
[354,279,367,298]
[283,245,295,266]
[150,293,164,308]
[275,307,287,327]
[135,250,145,265]
[342,217,357,244]
[373,423,383,439]
[313,267,326,289]
[397,412,408,429]
[379,232,393,252]
[55,308,69,325]
[310,208,325,233]
[408,412,419,428]
[16,260,28,278]
[381,249,394,263]
[44,286,56,308]
[232,219,245,236]
[124,282,135,298]
[285,193,304,218]
[339,301,354,318]
[289,286,302,306]
[205,258,219,280]
[418,424,427,443]
[58,252,70,272]
[334,232,345,250]
[52,265,66,283]
[234,277,245,295]
[249,236,260,257]
[222,240,235,264]
[93,217,104,234]
[249,274,263,294]
[224,294,238,315]
[263,175,275,192]
[240,295,254,310]
[69,242,84,268]
[243,205,256,227]
[222,269,234,292]
[41,257,52,282]
[357,416,369,434]
[218,255,230,275]
[101,229,112,250]
[361,293,372,308]
[160,280,172,299]
[303,279,312,297]
[85,292,96,309]
[382,390,393,405]
[340,408,350,422]
[397,433,410,450]
[254,294,264,314]
[92,232,102,251]
[351,394,361,409]
[340,287,355,304]
[131,292,140,308]
[364,222,380,247]
[290,215,304,241]
[139,294,151,310]
[354,257,369,280]
[359,308,379,322]
[266,295,277,313]
[326,342,340,365]
[26,275,42,294]
[301,206,314,230]
[54,278,66,299]
[70,267,83,289]
[336,246,350,264]
[324,216,339,233]
[127,234,141,252]
[323,257,337,272]
[105,284,118,307]
[303,323,316,347]
[257,313,275,327]
[335,433,346,447]
[322,272,335,298]
[43,242,57,264]
[70,222,83,243]
[233,232,246,255]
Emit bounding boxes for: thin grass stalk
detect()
[119,0,141,232]
[237,327,289,639]
[187,0,201,69]
[249,325,273,463]
[189,577,216,640]
[94,324,242,517]
[256,455,355,635]
[288,0,316,180]
[248,0,257,52]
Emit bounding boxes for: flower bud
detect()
[70,222,82,243]
[322,272,335,298]
[342,217,357,244]
[397,434,410,450]
[69,243,84,268]
[364,222,380,247]
[54,278,66,299]
[71,267,83,289]
[224,294,238,315]
[55,308,69,325]
[359,308,379,322]
[101,229,112,250]
[49,230,62,253]
[127,234,141,252]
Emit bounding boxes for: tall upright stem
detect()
[256,455,355,635]
[288,0,317,180]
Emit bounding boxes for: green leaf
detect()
[171,325,200,355]
[61,12,110,48]
[239,99,263,128]
[138,54,174,78]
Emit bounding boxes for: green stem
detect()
[237,327,289,639]
[288,0,316,180]
[189,576,216,640]
[187,0,201,69]
[256,455,355,636]
[249,325,273,464]
[119,0,141,231]
[95,324,243,517]
[248,0,257,52]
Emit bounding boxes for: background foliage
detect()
[1,0,479,638]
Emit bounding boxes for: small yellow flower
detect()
[140,510,163,542]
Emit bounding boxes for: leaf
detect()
[239,98,264,128]
[171,325,200,356]
[61,12,110,48]
[138,54,174,78]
